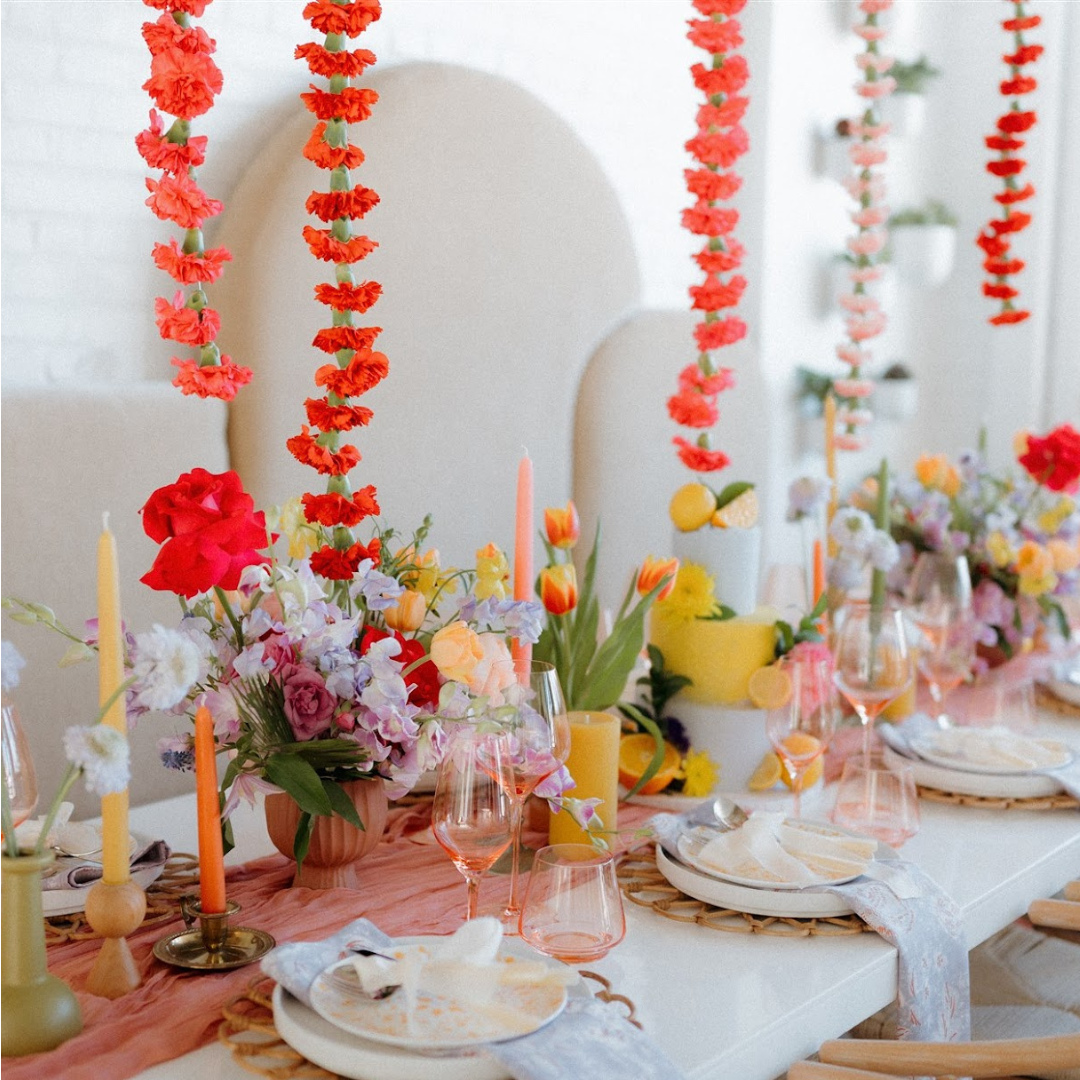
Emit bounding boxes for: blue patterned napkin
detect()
[261,917,687,1080]
[879,713,1080,800]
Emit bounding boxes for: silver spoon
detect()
[687,796,749,832]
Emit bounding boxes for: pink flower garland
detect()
[137,0,252,402]
[832,0,895,454]
[977,2,1042,327]
[669,0,750,476]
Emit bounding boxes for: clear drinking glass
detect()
[480,659,570,919]
[765,650,838,819]
[831,753,920,846]
[2,702,39,834]
[518,844,625,963]
[431,726,513,922]
[832,600,913,759]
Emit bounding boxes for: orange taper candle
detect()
[812,538,825,608]
[97,514,130,884]
[511,452,534,664]
[194,706,226,913]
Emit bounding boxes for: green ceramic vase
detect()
[1,851,83,1056]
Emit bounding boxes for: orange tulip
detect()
[539,564,578,615]
[544,502,580,549]
[637,556,680,602]
[383,589,427,633]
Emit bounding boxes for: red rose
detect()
[361,627,441,709]
[140,468,269,597]
[1018,424,1080,493]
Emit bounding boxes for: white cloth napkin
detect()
[918,725,1069,770]
[41,838,171,891]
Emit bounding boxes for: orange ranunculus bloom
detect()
[136,109,208,173]
[539,564,578,615]
[144,0,212,16]
[305,186,380,222]
[305,397,374,432]
[171,356,253,402]
[152,240,231,285]
[693,239,745,275]
[693,315,747,351]
[309,537,380,580]
[303,227,377,263]
[141,14,215,58]
[142,46,223,120]
[313,280,382,313]
[913,454,961,498]
[667,389,718,429]
[302,0,382,37]
[145,172,222,229]
[286,426,361,476]
[383,589,427,634]
[637,557,679,602]
[311,325,382,354]
[684,167,742,202]
[295,43,376,78]
[302,487,380,528]
[673,436,730,473]
[544,502,580,549]
[301,124,366,171]
[314,350,389,398]
[695,96,749,132]
[300,85,379,124]
[155,292,220,346]
[678,363,735,396]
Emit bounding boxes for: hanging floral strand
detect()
[288,0,385,582]
[669,0,749,476]
[831,0,895,454]
[137,0,252,402]
[977,2,1042,327]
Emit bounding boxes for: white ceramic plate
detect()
[676,821,870,891]
[656,844,874,918]
[42,833,165,917]
[308,938,568,1052]
[882,744,1065,799]
[908,731,1073,776]
[1044,678,1080,708]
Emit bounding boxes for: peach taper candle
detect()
[194,706,226,913]
[511,451,534,664]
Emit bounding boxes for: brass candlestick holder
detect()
[84,878,147,998]
[153,895,274,971]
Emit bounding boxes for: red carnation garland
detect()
[669,0,750,476]
[137,0,252,402]
[289,0,385,580]
[831,0,895,454]
[977,1,1042,327]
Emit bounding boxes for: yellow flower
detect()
[1047,537,1080,575]
[656,563,719,621]
[914,454,960,498]
[399,547,453,602]
[272,496,320,560]
[1037,497,1075,535]
[678,748,719,799]
[430,621,484,683]
[474,542,509,601]
[1015,541,1057,597]
[986,530,1015,569]
[383,589,427,633]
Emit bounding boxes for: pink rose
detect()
[279,662,335,740]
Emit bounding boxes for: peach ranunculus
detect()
[1015,541,1057,597]
[544,502,581,549]
[637,557,680,602]
[1047,537,1080,575]
[914,454,961,498]
[465,633,514,696]
[430,621,485,684]
[474,542,510,601]
[539,564,578,615]
[383,589,427,633]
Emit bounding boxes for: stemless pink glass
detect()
[831,753,920,846]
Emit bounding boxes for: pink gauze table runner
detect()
[3,801,657,1080]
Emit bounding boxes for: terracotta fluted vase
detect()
[264,779,389,890]
[1,852,83,1056]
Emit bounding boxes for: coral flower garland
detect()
[831,0,895,454]
[137,0,252,402]
[669,0,750,476]
[289,0,386,580]
[977,2,1042,326]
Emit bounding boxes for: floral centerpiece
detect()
[880,423,1080,658]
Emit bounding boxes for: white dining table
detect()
[125,710,1080,1080]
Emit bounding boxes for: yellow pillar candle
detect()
[97,514,130,884]
[548,711,620,846]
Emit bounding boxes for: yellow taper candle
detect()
[548,711,620,846]
[98,513,130,884]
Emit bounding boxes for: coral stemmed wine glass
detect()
[431,726,513,922]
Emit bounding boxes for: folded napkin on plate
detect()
[263,917,688,1080]
[14,801,74,852]
[41,837,171,891]
[880,714,1080,799]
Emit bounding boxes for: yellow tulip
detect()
[383,589,427,633]
[539,564,578,615]
[914,454,960,498]
[637,556,680,601]
[986,530,1015,569]
[474,542,509,601]
[544,502,581,549]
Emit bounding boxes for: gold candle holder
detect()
[83,878,147,998]
[152,895,274,971]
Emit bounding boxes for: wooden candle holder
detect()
[83,879,146,999]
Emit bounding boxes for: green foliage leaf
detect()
[264,754,333,817]
[715,481,755,510]
[322,778,364,829]
[293,811,315,867]
[618,705,667,799]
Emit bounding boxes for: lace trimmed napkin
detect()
[879,714,1080,800]
[262,917,688,1080]
[40,838,172,891]
[651,807,970,1043]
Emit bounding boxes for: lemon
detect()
[747,664,793,710]
[711,487,759,529]
[670,483,717,532]
[748,751,782,791]
[778,733,824,791]
[618,734,681,795]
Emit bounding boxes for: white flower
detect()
[868,529,900,573]
[786,477,828,522]
[1,640,26,692]
[63,725,130,796]
[130,625,201,711]
[829,507,876,555]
